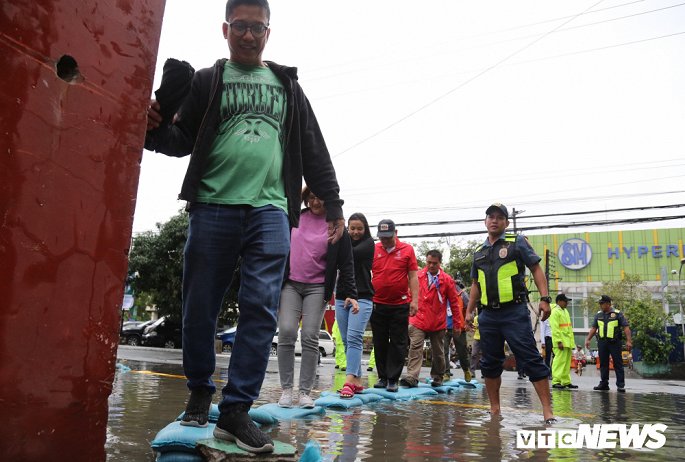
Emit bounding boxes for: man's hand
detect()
[465,309,475,327]
[625,339,632,351]
[327,218,345,244]
[453,327,463,335]
[557,342,564,351]
[409,300,418,317]
[147,99,162,131]
[344,298,359,314]
[539,300,551,322]
[584,339,591,349]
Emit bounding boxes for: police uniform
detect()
[593,307,629,389]
[470,233,550,381]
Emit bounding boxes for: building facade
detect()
[525,227,685,347]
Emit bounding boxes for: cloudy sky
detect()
[133,0,685,243]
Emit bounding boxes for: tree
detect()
[128,211,188,320]
[409,238,479,287]
[582,274,674,365]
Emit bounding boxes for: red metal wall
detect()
[0,1,165,460]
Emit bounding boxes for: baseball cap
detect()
[556,294,572,302]
[485,203,509,219]
[377,219,396,238]
[598,295,612,304]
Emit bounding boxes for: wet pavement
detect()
[109,346,685,461]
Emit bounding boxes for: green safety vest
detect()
[473,234,528,307]
[596,309,621,340]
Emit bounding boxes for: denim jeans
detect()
[334,298,373,377]
[181,203,289,411]
[478,303,550,381]
[277,280,326,394]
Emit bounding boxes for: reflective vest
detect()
[473,234,528,307]
[596,309,621,341]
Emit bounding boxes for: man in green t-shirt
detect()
[145,0,344,454]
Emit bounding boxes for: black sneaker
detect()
[544,418,558,425]
[617,387,626,393]
[367,366,374,372]
[552,383,566,389]
[566,384,579,389]
[593,384,610,391]
[214,403,274,454]
[431,379,444,387]
[374,378,388,389]
[386,380,399,392]
[180,388,214,427]
[399,377,418,388]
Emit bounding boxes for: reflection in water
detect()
[108,361,685,461]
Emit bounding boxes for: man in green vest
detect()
[585,295,632,392]
[465,203,555,424]
[549,294,577,389]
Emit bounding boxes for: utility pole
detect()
[512,208,524,234]
[545,249,550,296]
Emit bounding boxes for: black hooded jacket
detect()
[145,58,342,227]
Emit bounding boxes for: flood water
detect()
[107,354,685,461]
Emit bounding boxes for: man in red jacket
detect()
[401,249,464,387]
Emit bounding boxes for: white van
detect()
[271,329,335,357]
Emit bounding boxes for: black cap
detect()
[486,203,509,219]
[598,295,612,304]
[556,293,572,302]
[377,219,396,238]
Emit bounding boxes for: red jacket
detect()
[410,268,463,332]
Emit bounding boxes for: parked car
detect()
[120,320,153,346]
[270,329,335,357]
[216,326,237,352]
[141,316,182,349]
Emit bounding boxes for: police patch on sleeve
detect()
[499,247,508,259]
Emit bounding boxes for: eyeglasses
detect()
[226,21,269,38]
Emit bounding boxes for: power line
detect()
[399,214,685,239]
[370,203,685,229]
[367,190,685,217]
[331,0,607,159]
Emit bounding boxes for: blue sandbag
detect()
[299,439,323,462]
[418,382,456,394]
[444,379,481,389]
[363,386,438,401]
[156,451,204,462]
[256,402,325,420]
[361,388,400,400]
[116,363,131,373]
[176,403,277,425]
[315,392,364,409]
[151,421,215,453]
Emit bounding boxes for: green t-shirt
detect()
[196,61,287,211]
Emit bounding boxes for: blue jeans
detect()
[181,203,289,410]
[478,303,550,381]
[334,298,373,377]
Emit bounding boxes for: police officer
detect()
[585,295,632,392]
[465,203,555,424]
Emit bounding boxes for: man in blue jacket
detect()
[145,0,344,454]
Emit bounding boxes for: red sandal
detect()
[340,383,356,399]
